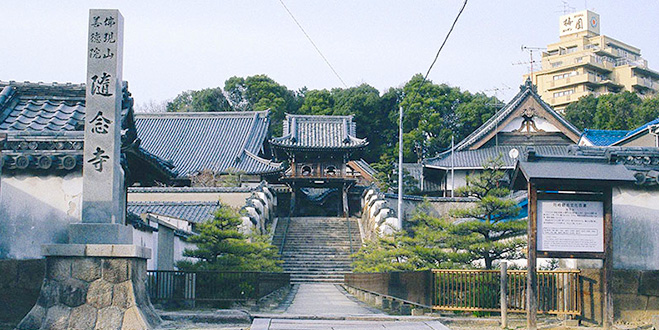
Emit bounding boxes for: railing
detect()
[146,270,290,303]
[432,269,580,315]
[278,215,291,255]
[345,269,581,315]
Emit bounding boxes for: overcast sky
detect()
[3,1,659,109]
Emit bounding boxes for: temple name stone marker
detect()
[17,10,160,330]
[69,8,132,244]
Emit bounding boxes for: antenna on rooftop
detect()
[482,84,510,108]
[520,45,547,85]
[558,0,575,14]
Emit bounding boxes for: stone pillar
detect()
[17,9,161,330]
[17,245,160,330]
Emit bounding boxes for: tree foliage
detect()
[163,74,499,190]
[166,87,232,112]
[564,91,659,131]
[177,205,282,272]
[449,157,525,269]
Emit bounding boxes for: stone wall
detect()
[383,193,476,220]
[580,268,659,325]
[0,259,45,325]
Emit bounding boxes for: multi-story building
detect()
[528,10,659,112]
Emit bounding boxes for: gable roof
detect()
[135,111,282,177]
[579,129,629,146]
[0,81,175,182]
[127,201,221,223]
[611,117,659,147]
[452,79,581,152]
[270,114,368,150]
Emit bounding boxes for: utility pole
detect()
[397,106,403,230]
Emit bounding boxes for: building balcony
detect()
[631,76,656,90]
[548,90,590,107]
[544,55,614,74]
[547,74,599,90]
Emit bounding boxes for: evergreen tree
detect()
[177,205,282,272]
[448,157,525,269]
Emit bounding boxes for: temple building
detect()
[135,110,283,186]
[422,80,582,195]
[270,114,369,216]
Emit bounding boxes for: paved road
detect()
[251,283,450,330]
[284,283,380,316]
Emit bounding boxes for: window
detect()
[553,89,575,98]
[566,46,578,54]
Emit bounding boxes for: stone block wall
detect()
[0,259,45,325]
[580,268,659,325]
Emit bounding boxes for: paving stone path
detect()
[251,283,451,330]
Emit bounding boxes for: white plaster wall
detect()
[0,173,82,259]
[128,192,251,208]
[174,237,197,267]
[133,228,156,270]
[612,186,659,270]
[501,116,561,133]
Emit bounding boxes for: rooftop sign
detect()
[559,10,600,37]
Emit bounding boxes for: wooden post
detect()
[527,182,538,330]
[603,187,613,329]
[501,261,508,329]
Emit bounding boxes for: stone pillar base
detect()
[16,244,161,330]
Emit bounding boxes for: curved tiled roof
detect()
[0,82,86,132]
[425,145,571,169]
[580,129,629,146]
[127,201,221,223]
[270,114,368,150]
[135,111,282,177]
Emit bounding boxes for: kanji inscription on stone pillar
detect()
[82,9,125,225]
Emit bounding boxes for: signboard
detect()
[559,10,600,37]
[537,200,603,253]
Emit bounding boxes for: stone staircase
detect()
[272,217,361,283]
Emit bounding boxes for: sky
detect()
[3,1,659,110]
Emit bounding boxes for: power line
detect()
[397,0,468,226]
[277,0,348,88]
[423,0,469,84]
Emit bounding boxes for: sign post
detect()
[512,150,634,330]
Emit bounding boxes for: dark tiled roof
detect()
[512,147,637,190]
[270,114,367,150]
[581,129,629,146]
[127,201,221,223]
[0,81,176,181]
[0,81,86,131]
[452,80,581,152]
[425,145,570,169]
[135,111,282,177]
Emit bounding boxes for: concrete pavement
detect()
[251,283,451,330]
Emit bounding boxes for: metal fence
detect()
[345,269,581,315]
[147,270,290,303]
[433,269,580,315]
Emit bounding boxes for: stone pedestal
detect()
[16,244,161,330]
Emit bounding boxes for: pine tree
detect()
[448,157,526,269]
[177,205,282,272]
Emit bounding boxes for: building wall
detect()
[0,173,82,259]
[128,191,251,208]
[612,186,659,270]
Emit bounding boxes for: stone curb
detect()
[158,310,253,324]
